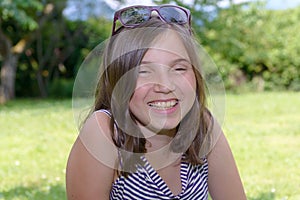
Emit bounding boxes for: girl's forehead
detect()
[149,30,189,60]
[142,47,190,65]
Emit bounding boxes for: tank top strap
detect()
[94,109,124,168]
[95,109,112,117]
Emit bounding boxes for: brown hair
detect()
[93,18,213,174]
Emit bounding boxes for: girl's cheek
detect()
[135,81,153,91]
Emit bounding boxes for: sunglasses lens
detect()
[120,7,150,26]
[160,7,188,24]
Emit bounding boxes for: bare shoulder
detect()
[207,132,247,200]
[66,111,118,200]
[82,110,114,138]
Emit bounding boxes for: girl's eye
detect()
[138,68,151,74]
[173,65,188,73]
[138,66,152,76]
[175,67,187,71]
[139,70,150,74]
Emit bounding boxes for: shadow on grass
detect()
[249,191,276,200]
[1,184,66,200]
[1,98,71,111]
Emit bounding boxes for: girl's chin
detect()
[142,121,179,134]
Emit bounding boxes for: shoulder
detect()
[79,110,118,166]
[198,115,223,158]
[83,110,113,135]
[66,110,118,199]
[207,131,247,199]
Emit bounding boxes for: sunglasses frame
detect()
[112,4,191,35]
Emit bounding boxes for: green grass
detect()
[0,92,299,200]
[223,92,300,200]
[0,99,77,200]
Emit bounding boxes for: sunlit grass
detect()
[0,92,299,199]
[223,92,300,200]
[0,99,77,200]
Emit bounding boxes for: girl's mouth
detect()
[147,99,178,110]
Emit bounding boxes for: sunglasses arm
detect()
[112,12,119,35]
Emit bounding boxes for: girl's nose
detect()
[153,71,176,93]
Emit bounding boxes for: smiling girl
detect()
[66,4,246,200]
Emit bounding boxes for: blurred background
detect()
[1,0,299,200]
[1,0,300,103]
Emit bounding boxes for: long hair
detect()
[92,18,213,175]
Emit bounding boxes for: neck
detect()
[144,134,182,169]
[145,132,176,154]
[138,125,182,169]
[136,123,177,150]
[139,123,177,137]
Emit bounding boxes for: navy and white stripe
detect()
[94,110,208,199]
[110,156,208,200]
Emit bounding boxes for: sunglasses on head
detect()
[112,5,191,35]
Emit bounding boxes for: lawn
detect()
[0,92,299,200]
[0,99,76,200]
[223,92,300,200]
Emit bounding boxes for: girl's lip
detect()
[147,99,179,111]
[147,98,179,104]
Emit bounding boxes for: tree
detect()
[203,2,300,91]
[0,1,44,103]
[24,0,70,98]
[0,0,79,101]
[0,0,115,101]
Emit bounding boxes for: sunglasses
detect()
[112,5,191,35]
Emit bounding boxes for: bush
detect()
[48,78,74,98]
[202,3,300,91]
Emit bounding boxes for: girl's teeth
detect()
[149,100,177,109]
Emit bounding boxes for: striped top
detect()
[110,156,208,199]
[96,110,209,199]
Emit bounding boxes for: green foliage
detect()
[14,14,111,98]
[3,0,300,99]
[70,17,111,67]
[48,78,74,98]
[0,0,43,30]
[84,17,111,49]
[154,0,224,34]
[1,0,111,98]
[202,2,300,91]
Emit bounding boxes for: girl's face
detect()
[129,30,197,136]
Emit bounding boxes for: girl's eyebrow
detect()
[171,58,191,65]
[141,58,191,65]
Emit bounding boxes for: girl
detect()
[66,4,246,200]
